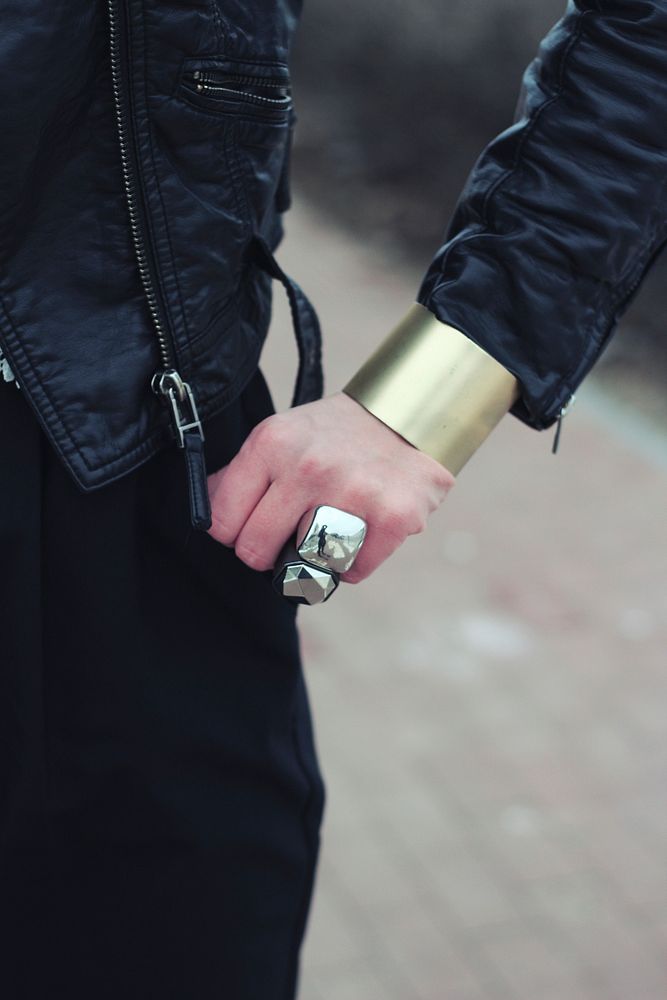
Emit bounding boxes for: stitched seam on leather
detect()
[610,222,667,310]
[210,1,226,50]
[137,0,190,354]
[0,291,175,471]
[541,210,667,414]
[195,443,206,511]
[186,446,199,511]
[541,219,667,411]
[227,121,254,242]
[0,293,75,461]
[429,9,656,426]
[181,54,291,72]
[0,293,91,462]
[428,12,590,324]
[0,285,265,481]
[76,360,255,480]
[476,12,588,228]
[184,294,239,352]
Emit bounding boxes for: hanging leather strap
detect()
[250,236,324,408]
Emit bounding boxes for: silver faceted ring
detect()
[297,505,368,574]
[272,505,368,606]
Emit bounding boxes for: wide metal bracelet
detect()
[342,303,520,475]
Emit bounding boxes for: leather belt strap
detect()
[250,236,324,408]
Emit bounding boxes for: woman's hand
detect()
[206,391,455,584]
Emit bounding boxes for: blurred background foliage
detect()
[290,0,667,423]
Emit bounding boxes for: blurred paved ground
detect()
[261,198,667,1000]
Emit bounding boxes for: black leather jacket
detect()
[0,0,321,529]
[1,1,664,527]
[420,0,667,433]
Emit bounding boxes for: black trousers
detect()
[0,369,325,1000]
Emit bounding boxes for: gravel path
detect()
[261,196,667,1000]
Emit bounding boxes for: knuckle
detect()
[427,489,447,515]
[410,509,429,535]
[208,513,235,546]
[373,504,400,538]
[412,450,455,492]
[436,468,456,495]
[295,451,331,483]
[344,477,376,510]
[374,500,417,540]
[249,415,286,453]
[235,542,271,572]
[426,459,456,494]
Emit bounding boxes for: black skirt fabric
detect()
[0,369,325,1000]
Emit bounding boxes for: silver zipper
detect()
[150,369,204,446]
[107,0,210,530]
[190,70,292,108]
[107,0,174,372]
[552,393,576,455]
[0,343,18,386]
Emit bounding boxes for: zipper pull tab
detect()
[552,394,576,455]
[0,344,17,385]
[182,431,212,532]
[152,369,212,531]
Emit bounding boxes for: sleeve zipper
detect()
[551,393,576,455]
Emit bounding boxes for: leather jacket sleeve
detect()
[418,0,667,432]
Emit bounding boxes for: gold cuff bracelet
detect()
[342,303,520,475]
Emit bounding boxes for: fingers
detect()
[234,494,402,581]
[203,395,455,585]
[340,501,427,585]
[339,527,397,585]
[208,453,429,584]
[215,487,425,583]
[233,482,307,573]
[206,439,271,547]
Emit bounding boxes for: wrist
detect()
[341,303,520,475]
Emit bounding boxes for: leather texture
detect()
[0,0,312,493]
[1,0,664,496]
[251,237,324,407]
[419,0,667,430]
[183,431,212,531]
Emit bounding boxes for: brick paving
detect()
[261,197,667,1000]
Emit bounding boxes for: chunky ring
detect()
[272,505,368,606]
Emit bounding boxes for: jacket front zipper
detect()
[0,342,17,385]
[106,0,211,530]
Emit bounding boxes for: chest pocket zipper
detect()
[184,70,292,117]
